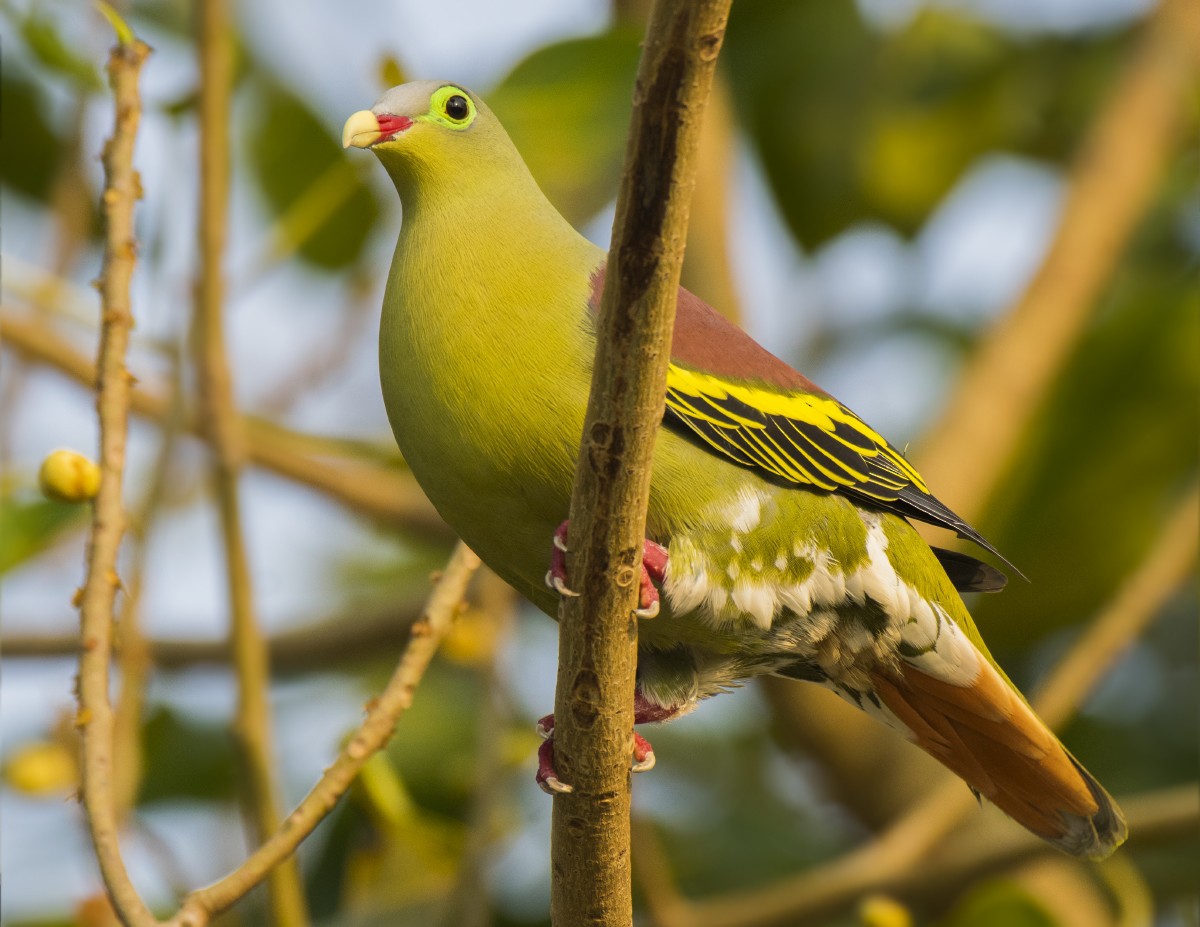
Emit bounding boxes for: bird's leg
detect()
[545,520,669,619]
[534,695,680,795]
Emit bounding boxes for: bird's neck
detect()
[388,168,601,358]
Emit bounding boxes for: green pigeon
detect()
[343,81,1126,859]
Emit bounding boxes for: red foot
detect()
[545,520,669,618]
[533,700,678,794]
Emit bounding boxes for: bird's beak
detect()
[342,110,414,149]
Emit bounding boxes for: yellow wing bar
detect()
[664,364,929,503]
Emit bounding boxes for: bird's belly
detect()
[380,320,585,603]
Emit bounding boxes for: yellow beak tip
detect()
[342,110,382,150]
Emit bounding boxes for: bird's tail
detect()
[871,658,1127,859]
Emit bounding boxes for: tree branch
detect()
[2,597,429,672]
[0,310,447,534]
[168,543,480,927]
[76,24,157,927]
[192,2,307,922]
[550,2,732,924]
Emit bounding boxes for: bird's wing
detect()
[586,264,1015,573]
[662,361,1005,553]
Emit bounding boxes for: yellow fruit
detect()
[859,894,913,927]
[38,448,101,503]
[3,740,79,795]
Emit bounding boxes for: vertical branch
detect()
[193,2,308,923]
[550,1,732,925]
[77,26,158,927]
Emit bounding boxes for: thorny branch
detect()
[75,28,158,927]
[0,309,447,533]
[168,544,480,927]
[549,2,732,925]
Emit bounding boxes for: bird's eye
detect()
[445,95,470,121]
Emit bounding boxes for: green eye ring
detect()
[429,85,476,129]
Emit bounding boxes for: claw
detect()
[632,731,656,773]
[536,738,574,794]
[532,710,665,792]
[634,598,660,620]
[545,571,580,598]
[547,522,670,616]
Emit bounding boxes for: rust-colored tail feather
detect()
[872,661,1127,859]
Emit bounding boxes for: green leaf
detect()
[489,28,643,225]
[723,0,1128,247]
[246,79,379,271]
[937,878,1059,927]
[138,706,237,804]
[0,74,65,201]
[14,7,104,89]
[0,491,86,574]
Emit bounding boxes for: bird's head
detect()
[343,80,515,201]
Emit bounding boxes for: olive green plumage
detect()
[344,80,1125,859]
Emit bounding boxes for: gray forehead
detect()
[371,80,470,116]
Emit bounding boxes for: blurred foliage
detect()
[247,78,380,271]
[137,706,238,804]
[489,29,642,225]
[937,878,1059,927]
[0,490,88,574]
[0,73,68,201]
[1,2,101,91]
[0,2,1196,927]
[976,163,1199,647]
[723,0,1126,247]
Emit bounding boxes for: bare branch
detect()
[3,597,429,672]
[551,1,732,923]
[76,26,158,927]
[192,1,307,921]
[0,310,447,533]
[168,543,480,927]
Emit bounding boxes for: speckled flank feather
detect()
[655,487,1124,858]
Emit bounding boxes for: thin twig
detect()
[192,1,307,922]
[4,597,429,672]
[550,2,732,924]
[0,309,446,532]
[76,27,157,927]
[167,543,481,927]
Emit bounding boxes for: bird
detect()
[343,80,1126,859]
